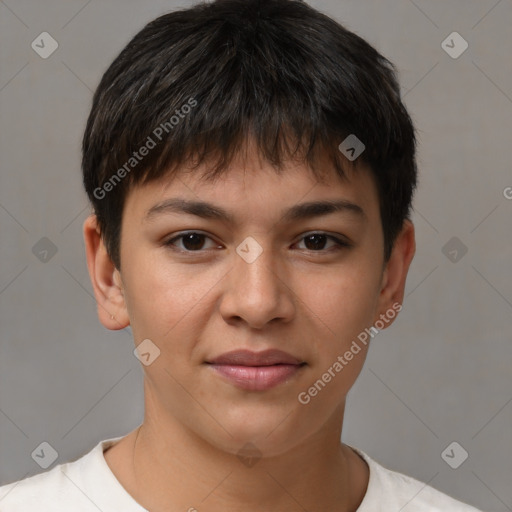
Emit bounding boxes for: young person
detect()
[0,0,483,510]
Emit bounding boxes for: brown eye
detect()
[297,233,349,252]
[180,233,206,250]
[303,234,328,250]
[165,232,218,252]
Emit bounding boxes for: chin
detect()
[202,408,309,458]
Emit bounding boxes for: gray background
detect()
[0,0,511,510]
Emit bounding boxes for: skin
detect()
[83,143,415,512]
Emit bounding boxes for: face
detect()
[85,145,414,458]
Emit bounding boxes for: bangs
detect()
[82,0,416,268]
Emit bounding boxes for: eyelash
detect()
[163,231,351,254]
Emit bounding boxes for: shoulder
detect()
[0,437,128,512]
[352,447,483,512]
[0,459,92,511]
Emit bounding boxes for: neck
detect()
[106,392,368,512]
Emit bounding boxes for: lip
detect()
[206,349,306,391]
[208,349,303,366]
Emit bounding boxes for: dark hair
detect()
[82,0,417,270]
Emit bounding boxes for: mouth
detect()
[205,349,307,391]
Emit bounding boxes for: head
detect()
[83,0,416,457]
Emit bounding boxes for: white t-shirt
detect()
[0,437,482,511]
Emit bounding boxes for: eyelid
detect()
[165,230,221,250]
[297,230,351,245]
[164,230,351,252]
[294,232,351,252]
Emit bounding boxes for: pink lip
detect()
[206,349,306,391]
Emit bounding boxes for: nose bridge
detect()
[221,236,293,327]
[235,238,280,302]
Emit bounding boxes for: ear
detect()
[374,220,416,327]
[83,214,130,330]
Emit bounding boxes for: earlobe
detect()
[83,214,130,330]
[375,220,416,326]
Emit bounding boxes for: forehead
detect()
[123,150,380,227]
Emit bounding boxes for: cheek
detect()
[122,254,222,350]
[301,263,381,341]
[294,271,379,407]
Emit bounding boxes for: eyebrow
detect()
[144,198,366,224]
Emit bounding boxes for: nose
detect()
[219,242,295,329]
